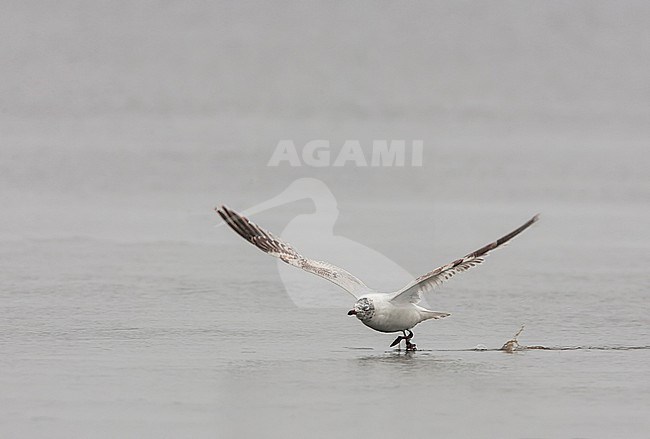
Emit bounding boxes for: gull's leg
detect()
[390,331,407,350]
[405,330,417,351]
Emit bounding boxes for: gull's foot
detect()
[405,330,417,351]
[390,330,417,351]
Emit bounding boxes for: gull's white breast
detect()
[360,295,424,333]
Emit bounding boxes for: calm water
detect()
[1,202,648,438]
[2,2,649,438]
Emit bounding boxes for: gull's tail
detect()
[417,307,451,321]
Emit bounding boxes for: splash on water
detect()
[500,324,527,353]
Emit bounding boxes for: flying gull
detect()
[217,206,539,351]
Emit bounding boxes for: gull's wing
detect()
[216,205,372,298]
[390,214,539,304]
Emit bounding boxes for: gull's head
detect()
[347,298,375,322]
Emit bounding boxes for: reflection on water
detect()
[355,351,486,376]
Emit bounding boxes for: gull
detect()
[217,206,539,351]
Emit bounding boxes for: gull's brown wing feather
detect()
[217,205,372,298]
[390,214,539,304]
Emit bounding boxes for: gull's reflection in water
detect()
[353,350,483,376]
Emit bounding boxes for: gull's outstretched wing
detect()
[216,205,372,298]
[390,214,539,304]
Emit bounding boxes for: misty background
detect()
[2,1,648,242]
[1,1,649,438]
